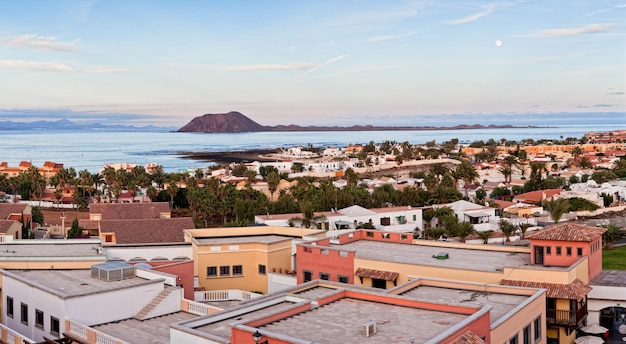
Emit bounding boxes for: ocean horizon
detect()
[0,123,624,173]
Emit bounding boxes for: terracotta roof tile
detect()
[514,189,562,203]
[501,278,591,299]
[89,202,171,220]
[0,204,28,220]
[354,267,399,281]
[0,220,18,233]
[99,218,194,244]
[526,223,606,242]
[450,330,486,344]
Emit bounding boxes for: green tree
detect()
[517,223,533,240]
[31,207,44,226]
[67,219,83,238]
[602,224,623,250]
[498,220,517,242]
[478,230,494,244]
[543,198,570,224]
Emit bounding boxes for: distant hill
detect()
[0,119,165,131]
[177,111,522,133]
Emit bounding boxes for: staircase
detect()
[134,286,178,321]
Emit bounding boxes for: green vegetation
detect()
[602,245,626,270]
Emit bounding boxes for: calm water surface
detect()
[0,124,622,173]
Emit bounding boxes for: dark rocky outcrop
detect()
[177,111,267,133]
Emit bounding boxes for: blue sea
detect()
[0,124,623,173]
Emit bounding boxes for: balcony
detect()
[546,305,587,328]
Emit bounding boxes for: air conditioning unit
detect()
[363,321,377,337]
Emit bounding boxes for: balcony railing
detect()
[546,305,587,327]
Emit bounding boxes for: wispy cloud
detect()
[533,23,617,37]
[593,103,614,107]
[606,91,624,95]
[299,55,347,78]
[366,31,421,42]
[585,4,626,17]
[444,2,508,25]
[220,62,316,71]
[0,34,78,52]
[0,59,130,73]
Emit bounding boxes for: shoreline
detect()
[179,149,278,164]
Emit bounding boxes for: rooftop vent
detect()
[433,252,449,260]
[363,320,377,337]
[91,261,135,282]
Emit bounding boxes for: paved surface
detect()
[94,311,197,344]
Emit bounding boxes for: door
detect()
[535,246,544,265]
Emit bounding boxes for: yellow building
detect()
[185,226,325,294]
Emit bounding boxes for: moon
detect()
[495,40,502,47]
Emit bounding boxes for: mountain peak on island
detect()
[177,111,267,133]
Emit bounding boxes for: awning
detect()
[355,267,399,281]
[501,278,592,299]
[465,211,492,218]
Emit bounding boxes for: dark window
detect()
[566,247,572,256]
[400,234,408,240]
[50,316,60,336]
[338,275,349,283]
[7,297,13,318]
[577,247,583,256]
[523,324,531,344]
[366,231,374,237]
[207,266,217,277]
[258,264,266,275]
[556,246,562,255]
[233,265,243,275]
[509,333,518,344]
[380,217,391,226]
[219,266,230,276]
[534,316,541,341]
[36,309,44,329]
[546,246,551,255]
[303,270,312,282]
[319,272,329,280]
[372,278,387,289]
[20,303,28,325]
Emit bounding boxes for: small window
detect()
[412,214,417,221]
[577,247,583,256]
[566,247,572,256]
[546,246,551,255]
[20,303,28,325]
[400,234,408,240]
[556,246,562,255]
[50,316,60,336]
[534,316,541,341]
[382,233,390,239]
[219,266,230,276]
[258,264,266,275]
[207,266,217,277]
[36,309,44,329]
[338,275,349,283]
[509,333,518,344]
[366,232,374,237]
[319,272,329,280]
[7,297,13,318]
[233,265,243,275]
[303,270,312,282]
[105,235,113,243]
[523,324,531,344]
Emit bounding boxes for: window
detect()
[372,278,387,289]
[566,247,572,256]
[219,266,230,276]
[258,264,266,275]
[233,265,243,275]
[546,246,551,255]
[20,303,28,325]
[105,235,113,243]
[7,297,13,318]
[36,309,44,329]
[303,270,312,282]
[400,234,408,240]
[413,214,417,221]
[338,275,349,283]
[50,316,60,336]
[319,272,329,280]
[207,266,217,277]
[366,231,374,237]
[556,246,562,255]
[523,324,531,344]
[533,316,541,341]
[577,247,583,256]
[382,233,390,239]
[509,333,518,344]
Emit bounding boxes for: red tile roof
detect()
[526,223,606,242]
[450,330,486,344]
[354,267,399,281]
[99,218,194,244]
[514,189,562,203]
[89,202,171,220]
[501,278,591,299]
[0,204,28,220]
[0,220,19,234]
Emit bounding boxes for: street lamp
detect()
[252,330,268,344]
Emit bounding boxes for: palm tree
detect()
[544,198,570,224]
[499,166,512,184]
[478,230,494,244]
[571,145,583,159]
[517,222,533,240]
[267,171,280,202]
[456,160,479,199]
[454,221,476,243]
[602,224,623,249]
[424,227,446,240]
[498,219,517,242]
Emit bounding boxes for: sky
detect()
[0,0,624,128]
